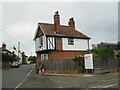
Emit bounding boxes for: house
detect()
[97,42,118,50]
[9,46,23,64]
[0,43,12,55]
[34,11,91,63]
[0,43,12,67]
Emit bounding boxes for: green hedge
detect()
[2,53,12,62]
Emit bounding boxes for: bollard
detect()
[38,69,42,75]
[41,68,45,74]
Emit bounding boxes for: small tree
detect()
[22,52,26,64]
[2,53,12,62]
[73,55,85,73]
[28,56,36,63]
[90,48,114,59]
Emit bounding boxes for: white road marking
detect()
[91,86,103,88]
[102,84,117,88]
[14,68,33,90]
[91,84,117,88]
[59,87,63,88]
[84,75,94,77]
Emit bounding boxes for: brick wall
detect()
[55,38,62,50]
[2,62,11,67]
[36,54,41,65]
[48,51,88,60]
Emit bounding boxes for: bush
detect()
[28,56,36,63]
[2,53,12,62]
[90,48,114,59]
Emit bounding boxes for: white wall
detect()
[35,36,55,52]
[62,38,88,51]
[47,37,55,50]
[35,35,46,52]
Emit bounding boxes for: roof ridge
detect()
[38,22,53,25]
[38,22,70,27]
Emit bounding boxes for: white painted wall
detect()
[47,37,55,50]
[35,36,55,52]
[62,38,88,51]
[35,35,46,52]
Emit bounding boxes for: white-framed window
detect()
[41,54,48,60]
[39,37,43,48]
[68,38,74,45]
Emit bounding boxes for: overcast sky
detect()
[0,1,118,56]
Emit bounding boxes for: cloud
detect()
[2,2,118,55]
[2,22,36,55]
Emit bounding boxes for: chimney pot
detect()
[13,46,16,50]
[55,11,59,15]
[68,17,75,29]
[2,43,6,49]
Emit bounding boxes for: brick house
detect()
[34,11,91,64]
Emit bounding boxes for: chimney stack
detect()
[13,46,16,50]
[54,11,60,33]
[2,43,6,49]
[68,17,75,29]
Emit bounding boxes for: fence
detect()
[93,57,118,74]
[40,57,119,74]
[40,59,83,74]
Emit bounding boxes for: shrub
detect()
[2,53,12,62]
[90,48,114,59]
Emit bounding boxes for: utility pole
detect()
[18,42,20,62]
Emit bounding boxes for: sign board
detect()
[84,54,93,69]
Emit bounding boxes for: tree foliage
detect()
[90,48,114,59]
[2,53,12,62]
[28,56,36,63]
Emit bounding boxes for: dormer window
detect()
[68,38,74,45]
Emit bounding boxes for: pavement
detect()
[18,67,119,89]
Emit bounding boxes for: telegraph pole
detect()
[18,42,20,62]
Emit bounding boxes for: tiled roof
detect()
[0,47,12,53]
[35,22,91,39]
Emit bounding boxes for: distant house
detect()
[9,46,23,64]
[0,43,12,55]
[21,52,29,64]
[92,42,119,50]
[34,11,91,62]
[97,42,118,50]
[0,43,12,67]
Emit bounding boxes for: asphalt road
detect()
[19,70,119,89]
[2,64,35,88]
[47,74,118,88]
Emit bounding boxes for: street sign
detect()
[84,54,93,69]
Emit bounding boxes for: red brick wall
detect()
[56,38,62,50]
[2,62,11,67]
[36,54,41,65]
[48,51,88,60]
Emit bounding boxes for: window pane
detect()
[68,38,74,45]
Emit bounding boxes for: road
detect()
[19,71,119,88]
[47,74,118,88]
[2,64,35,88]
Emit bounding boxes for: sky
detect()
[0,1,118,56]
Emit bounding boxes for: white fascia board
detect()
[33,23,46,40]
[39,24,46,36]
